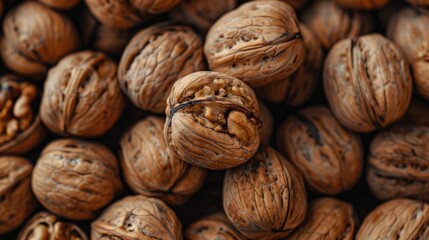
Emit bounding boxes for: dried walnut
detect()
[38,0,80,9]
[334,0,389,9]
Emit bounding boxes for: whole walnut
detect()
[223,146,307,239]
[356,198,429,240]
[288,198,358,240]
[91,195,183,240]
[185,212,246,240]
[257,23,323,106]
[0,156,36,235]
[334,0,389,9]
[407,0,429,7]
[303,0,372,49]
[204,0,306,88]
[32,139,123,220]
[277,106,363,195]
[259,102,273,145]
[120,116,207,206]
[324,34,412,132]
[38,0,80,9]
[118,23,205,114]
[18,212,88,240]
[1,1,80,78]
[84,0,181,29]
[40,50,125,138]
[164,71,261,170]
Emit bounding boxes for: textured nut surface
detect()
[120,116,207,205]
[38,0,80,9]
[0,156,36,234]
[40,50,125,138]
[277,106,363,195]
[91,195,183,240]
[324,34,412,132]
[288,198,357,240]
[165,71,260,170]
[118,23,205,114]
[204,0,305,88]
[223,146,307,239]
[18,212,88,240]
[259,102,273,145]
[334,0,389,9]
[32,139,122,220]
[1,1,79,78]
[356,198,429,240]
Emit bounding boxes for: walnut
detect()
[120,116,207,206]
[118,23,205,114]
[84,0,181,29]
[324,34,412,132]
[259,102,273,145]
[0,156,36,235]
[223,146,307,239]
[356,198,429,240]
[288,198,358,240]
[277,106,363,195]
[164,71,260,170]
[257,23,323,106]
[334,0,389,9]
[38,0,80,9]
[40,50,125,138]
[1,1,80,78]
[91,195,183,240]
[32,138,123,220]
[204,0,305,88]
[185,212,246,240]
[303,0,372,49]
[18,212,88,240]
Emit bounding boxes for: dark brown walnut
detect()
[0,156,36,235]
[32,138,123,220]
[259,102,273,145]
[38,0,80,9]
[1,1,80,78]
[91,195,183,240]
[257,23,323,106]
[185,212,246,240]
[84,0,181,29]
[223,146,307,239]
[356,198,429,240]
[277,106,363,195]
[303,0,372,49]
[401,99,429,126]
[118,23,205,114]
[18,212,88,240]
[324,34,412,132]
[204,0,305,88]
[334,0,389,9]
[40,50,125,138]
[288,198,358,240]
[120,116,207,206]
[408,0,429,7]
[165,71,260,170]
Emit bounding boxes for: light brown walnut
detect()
[38,0,80,9]
[334,0,389,9]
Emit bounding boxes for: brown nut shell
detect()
[165,71,260,170]
[118,23,205,114]
[223,146,307,239]
[334,0,389,9]
[18,212,88,240]
[40,50,125,138]
[324,34,412,132]
[0,156,36,234]
[38,0,80,9]
[91,195,183,240]
[32,138,123,220]
[204,0,305,88]
[277,106,363,195]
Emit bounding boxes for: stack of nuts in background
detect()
[1,0,429,239]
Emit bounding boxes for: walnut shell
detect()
[91,195,183,240]
[223,146,307,239]
[0,156,36,234]
[118,23,205,114]
[303,0,372,49]
[18,212,88,240]
[277,106,363,195]
[204,0,305,88]
[408,0,429,7]
[288,198,358,240]
[334,0,389,9]
[32,138,123,220]
[1,1,80,78]
[356,198,429,240]
[40,50,125,138]
[120,116,207,206]
[165,71,260,170]
[259,102,273,145]
[324,34,412,132]
[38,0,80,9]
